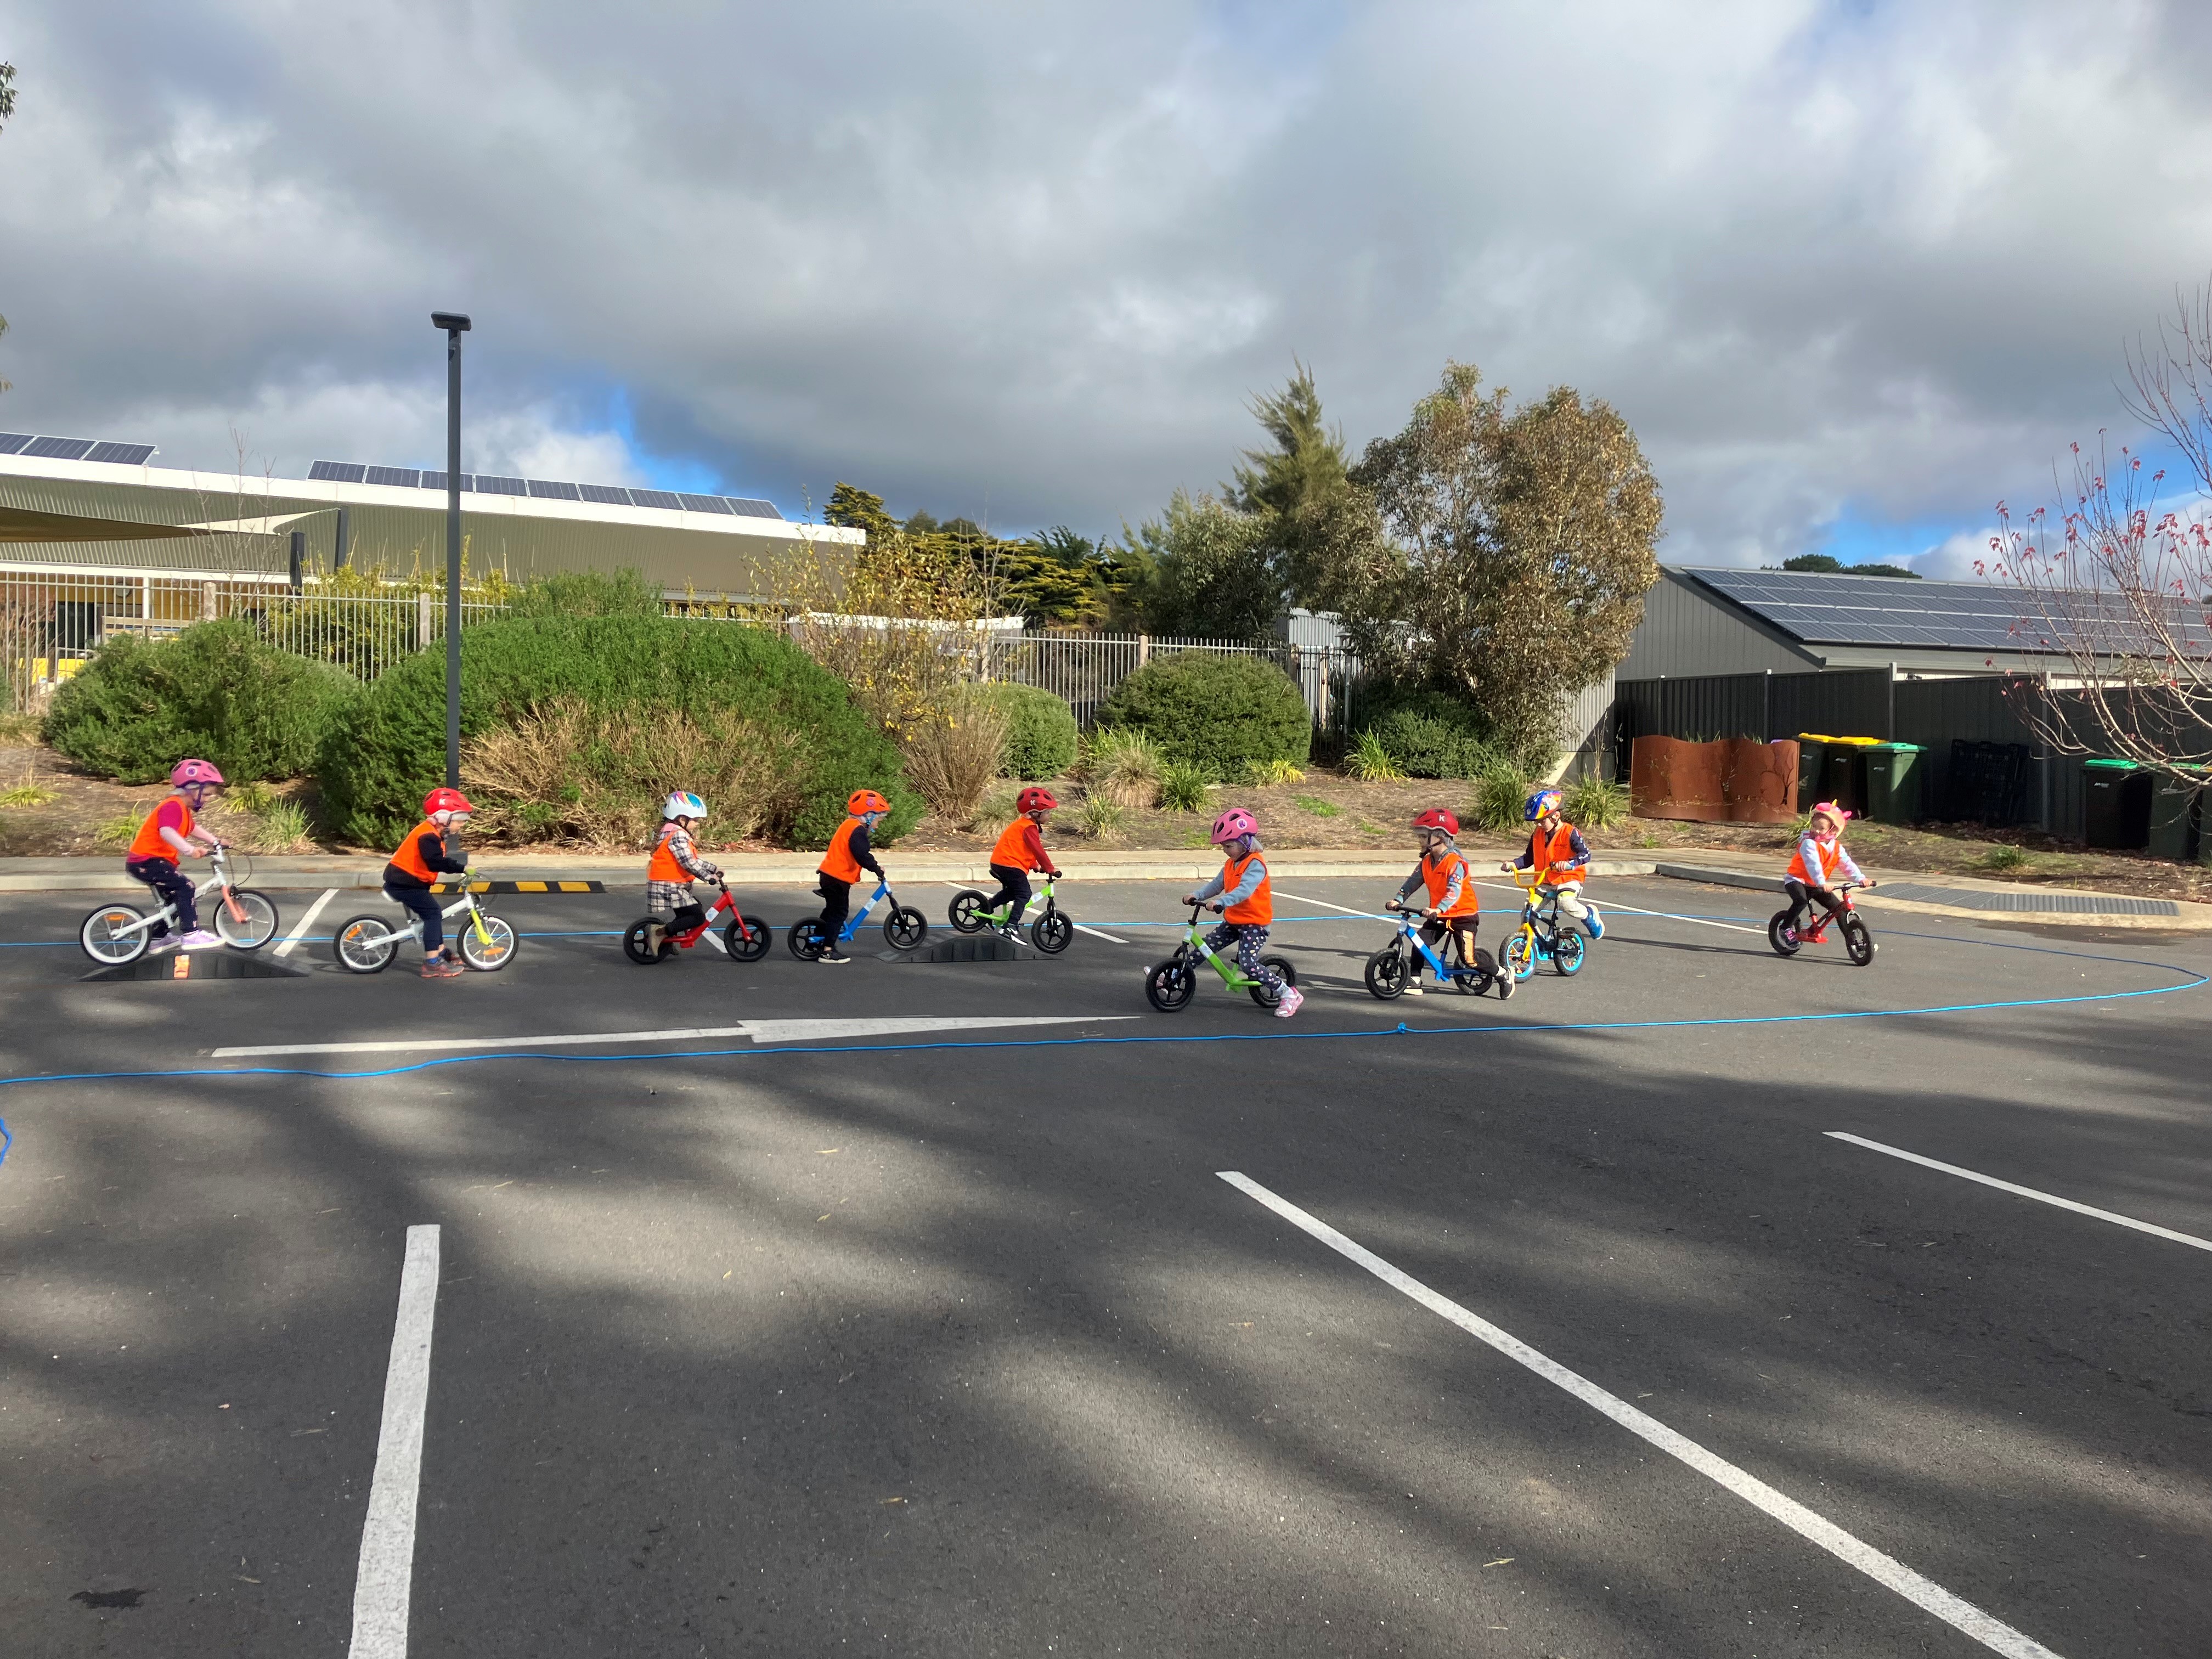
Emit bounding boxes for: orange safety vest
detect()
[390,819,444,884]
[1220,850,1272,926]
[1787,836,1844,887]
[819,816,866,883]
[1421,848,1480,917]
[991,817,1042,871]
[648,828,691,884]
[1527,821,1586,884]
[128,795,193,862]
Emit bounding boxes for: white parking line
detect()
[1071,922,1131,945]
[348,1224,439,1659]
[1218,1172,2066,1659]
[274,887,337,957]
[1826,1131,2212,1253]
[1273,890,1395,922]
[212,1014,1134,1060]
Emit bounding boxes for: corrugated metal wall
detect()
[1616,571,1819,679]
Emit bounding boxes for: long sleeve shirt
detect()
[846,822,885,879]
[1793,833,1865,887]
[1513,826,1592,873]
[1398,845,1467,911]
[1192,845,1267,907]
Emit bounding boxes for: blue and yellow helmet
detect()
[1523,788,1563,821]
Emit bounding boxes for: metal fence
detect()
[978,630,1368,732]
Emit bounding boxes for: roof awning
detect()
[0,504,225,545]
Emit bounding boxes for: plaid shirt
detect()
[647,825,722,915]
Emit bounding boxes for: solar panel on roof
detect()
[475,474,527,496]
[25,436,95,460]
[629,488,682,511]
[678,493,732,514]
[365,465,420,488]
[724,496,781,519]
[527,479,582,501]
[419,471,473,493]
[86,441,157,465]
[577,484,633,506]
[309,460,367,483]
[0,433,31,454]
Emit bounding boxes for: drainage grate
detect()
[82,949,310,983]
[1874,882,2179,917]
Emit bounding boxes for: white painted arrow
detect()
[211,1015,1132,1060]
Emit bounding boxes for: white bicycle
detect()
[79,847,281,965]
[331,876,520,973]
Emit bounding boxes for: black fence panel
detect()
[1769,670,1892,743]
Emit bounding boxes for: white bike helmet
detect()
[662,791,707,821]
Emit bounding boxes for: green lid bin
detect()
[2083,759,2153,849]
[2148,765,2207,862]
[1864,742,1925,825]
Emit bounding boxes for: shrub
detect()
[317,614,917,850]
[899,690,1009,822]
[1096,652,1310,779]
[1468,763,1535,834]
[1562,774,1628,830]
[1082,726,1164,808]
[1075,794,1126,840]
[1355,689,1499,779]
[507,567,663,619]
[1345,729,1404,781]
[977,682,1077,781]
[1158,760,1211,812]
[1244,757,1305,786]
[42,619,355,783]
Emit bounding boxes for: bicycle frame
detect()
[1383,902,1476,980]
[112,849,251,938]
[399,881,498,950]
[1791,882,1860,943]
[973,872,1059,929]
[1175,905,1268,990]
[838,878,899,945]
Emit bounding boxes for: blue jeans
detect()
[386,884,445,953]
[125,856,194,935]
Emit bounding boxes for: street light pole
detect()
[431,311,472,788]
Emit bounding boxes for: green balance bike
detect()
[1143,903,1298,1012]
[946,871,1073,953]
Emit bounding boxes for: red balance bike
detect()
[1768,881,1876,967]
[623,879,772,964]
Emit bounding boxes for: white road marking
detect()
[1071,922,1131,944]
[1273,890,1396,922]
[212,1015,1133,1059]
[347,1224,439,1659]
[274,887,338,957]
[1827,1131,2212,1253]
[1218,1172,2067,1659]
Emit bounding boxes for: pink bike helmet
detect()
[1809,799,1850,829]
[1210,807,1258,845]
[170,758,224,788]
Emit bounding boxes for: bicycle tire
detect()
[1841,913,1876,967]
[333,915,400,974]
[458,913,518,971]
[883,906,928,951]
[726,915,772,962]
[80,903,150,966]
[1250,955,1297,1008]
[1457,948,1497,996]
[215,890,280,951]
[1363,943,1408,1000]
[1144,958,1195,1012]
[948,890,989,933]
[1503,932,1536,982]
[1031,910,1073,954]
[788,919,826,961]
[1552,930,1586,976]
[1767,910,1802,957]
[622,918,665,964]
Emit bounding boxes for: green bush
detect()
[978,682,1077,780]
[42,619,356,783]
[1561,774,1628,830]
[1158,760,1211,812]
[1355,688,1499,778]
[507,567,663,619]
[1096,652,1310,780]
[1468,762,1536,834]
[316,614,919,850]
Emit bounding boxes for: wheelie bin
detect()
[1863,742,1925,825]
[2083,758,2153,849]
[1795,735,1830,812]
[2147,765,2206,862]
[1822,736,1880,817]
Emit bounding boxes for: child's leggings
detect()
[1782,878,1839,929]
[386,884,445,952]
[1203,922,1283,992]
[125,856,195,935]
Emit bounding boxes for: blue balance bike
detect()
[787,878,928,959]
[1364,900,1506,1000]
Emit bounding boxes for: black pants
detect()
[125,855,194,935]
[667,902,707,936]
[816,874,853,943]
[1783,878,1839,929]
[1419,915,1479,968]
[984,863,1032,928]
[387,883,445,953]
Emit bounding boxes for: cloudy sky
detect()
[2,1,2210,573]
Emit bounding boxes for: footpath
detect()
[2,848,2204,929]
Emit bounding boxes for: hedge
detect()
[1095,651,1310,780]
[41,619,356,783]
[316,615,921,849]
[1357,689,1499,778]
[977,682,1078,781]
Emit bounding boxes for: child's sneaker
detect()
[145,931,181,954]
[1401,974,1423,996]
[1584,910,1605,941]
[421,956,464,979]
[1496,967,1515,1000]
[174,929,223,951]
[1273,984,1304,1019]
[818,946,850,964]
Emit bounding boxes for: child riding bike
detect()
[1780,800,1876,944]
[814,789,893,964]
[123,758,230,952]
[981,787,1062,938]
[1501,788,1603,941]
[645,792,723,957]
[1393,808,1481,995]
[385,787,475,979]
[1182,808,1304,1019]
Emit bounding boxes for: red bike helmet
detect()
[848,788,890,816]
[170,758,224,788]
[424,787,475,817]
[1017,787,1059,812]
[1210,806,1258,845]
[1413,808,1459,836]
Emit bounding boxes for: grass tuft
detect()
[1293,794,1342,819]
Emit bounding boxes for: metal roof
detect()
[308,458,781,520]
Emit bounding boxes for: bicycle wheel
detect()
[725,915,772,962]
[458,912,518,971]
[1456,948,1497,996]
[1767,910,1802,957]
[1363,943,1408,1000]
[212,890,280,951]
[948,890,990,933]
[1552,930,1586,976]
[883,906,928,951]
[788,919,826,961]
[1503,932,1536,982]
[80,903,150,966]
[1031,910,1073,954]
[1841,914,1876,967]
[1250,955,1298,1008]
[1144,958,1195,1012]
[622,918,664,964]
[333,915,402,974]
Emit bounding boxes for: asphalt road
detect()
[1,872,2207,1657]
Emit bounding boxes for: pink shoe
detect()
[1273,984,1304,1019]
[174,929,224,951]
